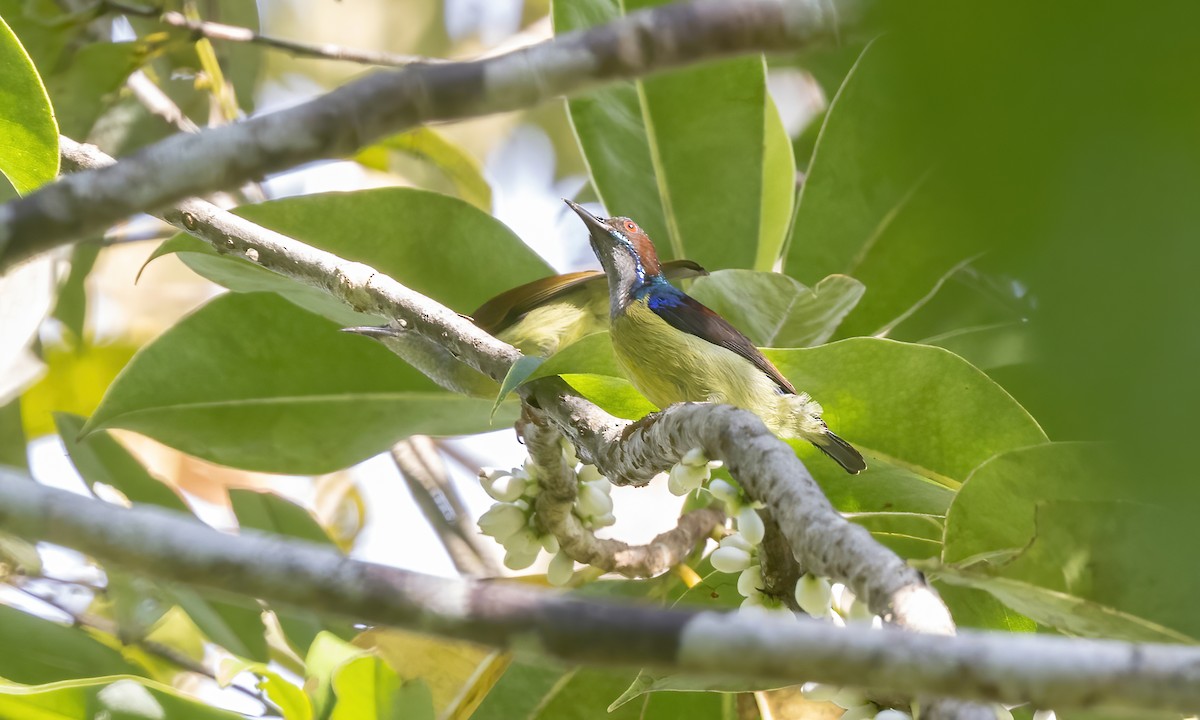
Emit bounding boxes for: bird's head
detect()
[564,200,662,294]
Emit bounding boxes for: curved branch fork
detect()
[521,414,724,578]
[532,386,956,637]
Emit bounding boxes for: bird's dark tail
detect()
[812,430,866,474]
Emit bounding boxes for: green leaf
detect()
[939,442,1200,641]
[756,97,796,270]
[219,657,313,720]
[0,604,144,684]
[151,188,552,321]
[687,271,864,348]
[469,658,567,720]
[329,656,434,720]
[0,396,26,469]
[54,412,191,513]
[51,242,101,342]
[561,374,657,420]
[932,582,1037,633]
[168,587,269,663]
[557,0,783,271]
[0,675,247,720]
[356,128,491,211]
[43,41,143,139]
[845,511,944,561]
[85,292,514,473]
[306,632,367,720]
[765,338,1047,513]
[0,12,57,194]
[493,355,543,418]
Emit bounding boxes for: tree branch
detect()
[521,416,723,578]
[0,0,847,266]
[1,472,1198,714]
[103,1,439,67]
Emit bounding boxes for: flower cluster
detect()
[476,442,615,587]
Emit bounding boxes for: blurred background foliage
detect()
[0,0,1196,718]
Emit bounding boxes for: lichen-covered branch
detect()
[0,0,847,265]
[522,415,723,578]
[2,472,1199,714]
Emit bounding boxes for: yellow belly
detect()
[610,301,783,418]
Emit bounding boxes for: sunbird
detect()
[565,200,866,474]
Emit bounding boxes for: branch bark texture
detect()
[1,472,1198,714]
[0,0,845,265]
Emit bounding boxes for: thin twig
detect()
[103,0,439,67]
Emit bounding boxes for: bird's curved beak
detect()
[564,199,609,238]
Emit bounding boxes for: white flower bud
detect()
[737,597,772,618]
[736,564,763,598]
[480,468,509,486]
[561,439,579,467]
[832,687,866,710]
[547,550,574,586]
[993,707,1014,720]
[667,462,708,496]
[833,584,857,617]
[576,482,614,518]
[719,533,754,552]
[736,507,765,546]
[874,710,912,720]
[681,447,708,467]
[477,503,526,541]
[589,512,616,529]
[503,546,539,571]
[482,472,527,502]
[710,545,752,573]
[838,705,876,720]
[521,459,538,481]
[577,464,604,484]
[501,527,541,556]
[795,574,833,617]
[799,682,840,702]
[848,597,875,623]
[707,479,741,508]
[1031,711,1056,720]
[540,534,560,554]
[584,477,612,495]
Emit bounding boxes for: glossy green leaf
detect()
[765,338,1046,512]
[54,412,190,513]
[688,271,864,348]
[469,658,567,720]
[756,97,796,270]
[230,489,351,654]
[932,582,1037,633]
[167,587,269,662]
[0,675,246,720]
[356,128,491,211]
[329,656,434,720]
[845,511,944,561]
[557,0,783,271]
[939,442,1200,641]
[493,355,544,418]
[0,12,57,194]
[85,292,515,473]
[0,605,145,684]
[219,657,313,720]
[151,188,552,320]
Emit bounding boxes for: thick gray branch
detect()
[1,472,1198,714]
[0,0,845,265]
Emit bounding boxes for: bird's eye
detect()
[624,220,638,232]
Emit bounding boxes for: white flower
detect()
[795,574,832,617]
[737,596,772,618]
[667,462,708,496]
[561,439,580,467]
[848,597,876,624]
[577,464,604,484]
[838,705,876,720]
[736,507,765,546]
[547,550,574,586]
[833,688,866,710]
[540,534,560,554]
[799,682,840,702]
[501,528,541,556]
[589,512,616,529]
[874,710,912,720]
[503,546,539,571]
[736,565,763,598]
[707,479,742,509]
[576,483,614,518]
[681,447,708,467]
[477,503,526,541]
[1031,711,1056,720]
[719,533,754,552]
[993,706,1014,720]
[710,545,752,573]
[480,468,528,502]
